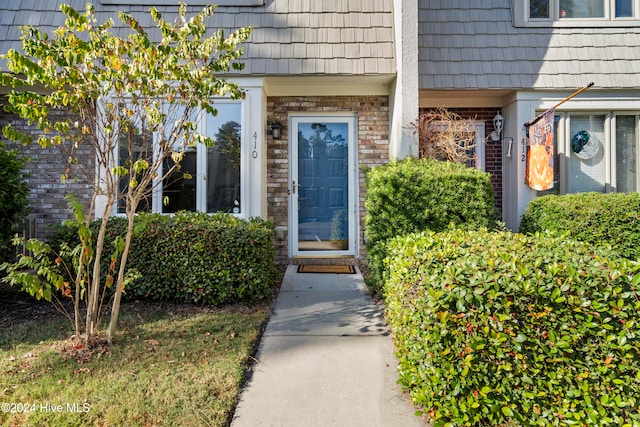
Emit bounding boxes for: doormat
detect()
[297,265,356,274]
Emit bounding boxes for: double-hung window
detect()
[538,112,639,195]
[116,101,243,215]
[517,0,640,26]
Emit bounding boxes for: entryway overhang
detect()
[419,89,514,108]
[264,75,396,97]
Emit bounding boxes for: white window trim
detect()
[513,0,640,27]
[474,122,486,172]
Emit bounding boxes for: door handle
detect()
[292,181,303,194]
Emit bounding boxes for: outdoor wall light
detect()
[491,111,504,142]
[269,121,283,139]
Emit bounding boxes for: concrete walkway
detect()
[231,265,425,427]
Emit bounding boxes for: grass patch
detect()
[0,301,269,427]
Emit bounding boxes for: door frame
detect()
[289,113,358,258]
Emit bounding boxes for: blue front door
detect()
[290,115,357,256]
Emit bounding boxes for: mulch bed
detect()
[1,264,287,330]
[0,281,70,328]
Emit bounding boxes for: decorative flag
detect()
[525,108,555,191]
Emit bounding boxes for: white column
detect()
[390,0,419,159]
[502,97,539,231]
[237,78,267,219]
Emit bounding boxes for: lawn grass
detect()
[0,301,269,427]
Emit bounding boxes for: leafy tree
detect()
[0,3,250,345]
[214,120,241,171]
[0,143,29,263]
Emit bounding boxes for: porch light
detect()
[491,111,503,142]
[269,121,283,139]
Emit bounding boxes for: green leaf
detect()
[133,159,149,173]
[501,406,514,417]
[112,166,128,177]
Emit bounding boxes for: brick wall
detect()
[0,110,94,239]
[419,107,503,214]
[267,95,390,264]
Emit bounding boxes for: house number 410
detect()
[252,132,258,158]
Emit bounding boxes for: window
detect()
[101,0,263,6]
[116,101,243,215]
[616,115,638,192]
[568,115,606,193]
[117,121,153,212]
[518,0,640,26]
[560,0,605,18]
[421,121,486,170]
[537,112,639,196]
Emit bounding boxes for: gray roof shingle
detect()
[419,0,640,90]
[0,0,396,76]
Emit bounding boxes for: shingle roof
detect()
[419,0,640,90]
[0,0,396,76]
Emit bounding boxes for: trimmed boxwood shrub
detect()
[52,212,277,305]
[384,229,640,426]
[364,158,495,292]
[520,192,640,261]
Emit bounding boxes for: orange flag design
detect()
[525,109,555,191]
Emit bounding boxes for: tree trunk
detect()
[107,202,136,344]
[73,258,84,337]
[85,198,114,344]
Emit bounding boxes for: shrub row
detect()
[364,158,495,292]
[520,192,640,261]
[384,229,640,426]
[52,212,277,305]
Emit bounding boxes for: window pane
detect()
[207,104,241,213]
[117,119,153,214]
[296,121,350,251]
[530,0,550,18]
[569,115,606,193]
[162,149,197,213]
[616,0,633,16]
[560,0,605,18]
[616,116,637,192]
[161,105,197,213]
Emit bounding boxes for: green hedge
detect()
[384,229,640,426]
[364,158,495,292]
[52,212,277,305]
[0,143,30,263]
[520,192,640,261]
